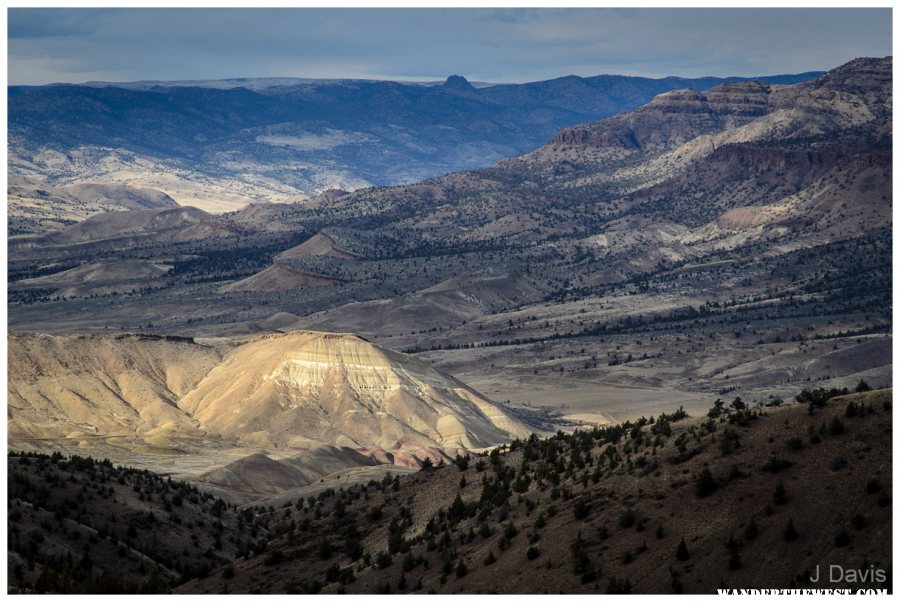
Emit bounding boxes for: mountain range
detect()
[8,70,821,226]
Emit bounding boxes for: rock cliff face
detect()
[526,57,889,180]
[178,331,531,451]
[545,81,775,153]
[705,81,772,115]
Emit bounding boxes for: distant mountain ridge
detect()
[8,69,822,216]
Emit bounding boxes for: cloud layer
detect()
[8,8,892,85]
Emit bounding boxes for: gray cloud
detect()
[8,8,892,85]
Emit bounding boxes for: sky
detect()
[7,8,893,85]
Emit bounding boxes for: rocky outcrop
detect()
[643,88,710,113]
[442,75,483,100]
[705,81,772,115]
[545,81,776,153]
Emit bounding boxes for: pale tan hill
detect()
[254,311,302,331]
[60,182,178,210]
[12,259,171,298]
[198,453,325,496]
[7,176,178,234]
[8,333,222,440]
[45,206,226,245]
[9,206,236,260]
[218,263,344,293]
[178,331,532,451]
[8,331,532,461]
[276,230,361,261]
[280,444,381,476]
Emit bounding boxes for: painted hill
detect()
[8,331,530,455]
[7,333,221,440]
[178,331,531,451]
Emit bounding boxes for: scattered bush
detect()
[675,537,689,561]
[455,560,467,578]
[773,481,788,505]
[834,528,851,547]
[828,417,845,436]
[762,456,793,473]
[784,520,798,542]
[695,467,719,498]
[743,518,759,541]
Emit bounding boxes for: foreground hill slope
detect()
[7,452,260,594]
[171,388,888,594]
[11,389,888,594]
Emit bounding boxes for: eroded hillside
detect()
[8,331,536,462]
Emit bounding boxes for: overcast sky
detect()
[8,8,893,85]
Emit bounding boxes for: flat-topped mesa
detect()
[545,88,725,152]
[537,57,890,160]
[644,82,773,116]
[541,81,778,154]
